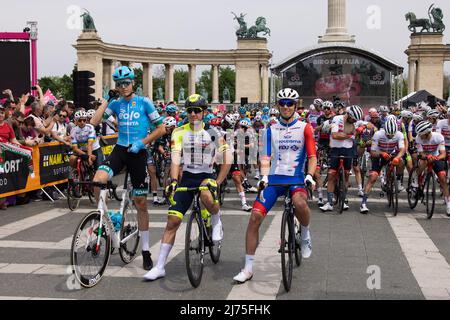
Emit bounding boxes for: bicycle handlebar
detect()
[175,186,210,192]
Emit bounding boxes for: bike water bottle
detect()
[112,212,123,232]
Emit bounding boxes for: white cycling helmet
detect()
[313,98,323,107]
[163,116,177,128]
[86,109,96,118]
[386,115,398,122]
[270,108,279,116]
[233,113,240,121]
[254,115,262,122]
[323,101,333,109]
[277,88,300,101]
[239,119,250,128]
[74,110,87,119]
[378,105,389,113]
[347,105,363,121]
[426,109,440,119]
[400,110,413,119]
[384,119,398,135]
[415,121,433,135]
[412,113,424,122]
[224,113,236,127]
[256,111,262,117]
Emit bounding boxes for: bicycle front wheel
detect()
[70,211,111,288]
[185,211,204,288]
[119,200,140,264]
[280,210,294,292]
[426,173,435,219]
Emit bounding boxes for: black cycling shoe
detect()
[142,251,153,270]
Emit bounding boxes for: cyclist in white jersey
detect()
[233,88,317,284]
[436,109,450,155]
[360,119,406,213]
[414,121,450,215]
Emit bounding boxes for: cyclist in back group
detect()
[69,110,104,171]
[91,66,166,271]
[436,109,450,162]
[143,94,232,281]
[233,88,317,284]
[359,118,406,213]
[320,105,363,212]
[413,121,450,216]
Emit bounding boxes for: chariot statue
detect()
[406,4,445,33]
[81,9,97,32]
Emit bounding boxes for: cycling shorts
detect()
[329,148,353,171]
[419,159,446,176]
[75,148,104,171]
[370,157,402,174]
[168,172,215,219]
[100,145,148,196]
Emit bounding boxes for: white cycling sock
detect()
[140,230,150,251]
[156,243,172,269]
[211,211,221,225]
[318,187,323,198]
[358,184,363,191]
[244,254,254,273]
[301,224,310,241]
[239,192,246,205]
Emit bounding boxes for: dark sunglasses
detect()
[117,80,132,88]
[323,107,331,111]
[59,114,67,117]
[278,100,295,107]
[186,108,203,114]
[78,118,87,122]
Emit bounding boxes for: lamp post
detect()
[27,21,38,96]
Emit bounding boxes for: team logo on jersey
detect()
[132,101,136,107]
[291,145,299,152]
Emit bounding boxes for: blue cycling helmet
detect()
[180,111,187,119]
[112,66,135,81]
[166,105,178,113]
[262,106,269,114]
[239,106,247,114]
[204,114,215,124]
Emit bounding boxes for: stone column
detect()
[103,59,113,91]
[211,64,219,103]
[143,63,153,100]
[408,59,416,93]
[77,53,103,100]
[261,64,269,103]
[110,60,117,89]
[165,64,174,102]
[319,0,354,43]
[188,64,196,96]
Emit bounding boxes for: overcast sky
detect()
[2,0,450,77]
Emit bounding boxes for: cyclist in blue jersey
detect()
[91,66,165,271]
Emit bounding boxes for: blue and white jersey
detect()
[104,96,163,147]
[262,119,316,184]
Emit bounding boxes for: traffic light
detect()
[73,70,96,109]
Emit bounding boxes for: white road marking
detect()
[226,213,283,300]
[388,215,450,300]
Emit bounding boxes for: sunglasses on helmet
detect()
[278,99,295,107]
[116,80,132,88]
[186,107,203,114]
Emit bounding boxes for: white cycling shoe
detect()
[320,203,333,212]
[343,202,349,211]
[360,203,369,214]
[446,203,450,217]
[358,190,364,197]
[242,203,252,212]
[212,219,223,242]
[233,269,253,284]
[301,238,312,258]
[143,266,166,281]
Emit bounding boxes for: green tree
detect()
[197,69,212,101]
[38,74,74,100]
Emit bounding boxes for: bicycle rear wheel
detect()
[119,200,140,264]
[280,210,294,292]
[67,172,81,211]
[209,225,222,264]
[407,169,419,209]
[185,211,204,288]
[70,211,111,288]
[426,173,435,219]
[84,168,96,205]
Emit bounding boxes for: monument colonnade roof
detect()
[74,34,272,66]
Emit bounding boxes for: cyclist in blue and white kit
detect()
[91,66,165,271]
[233,88,317,284]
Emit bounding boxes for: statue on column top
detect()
[81,9,97,32]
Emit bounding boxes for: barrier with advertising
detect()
[0,134,118,198]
